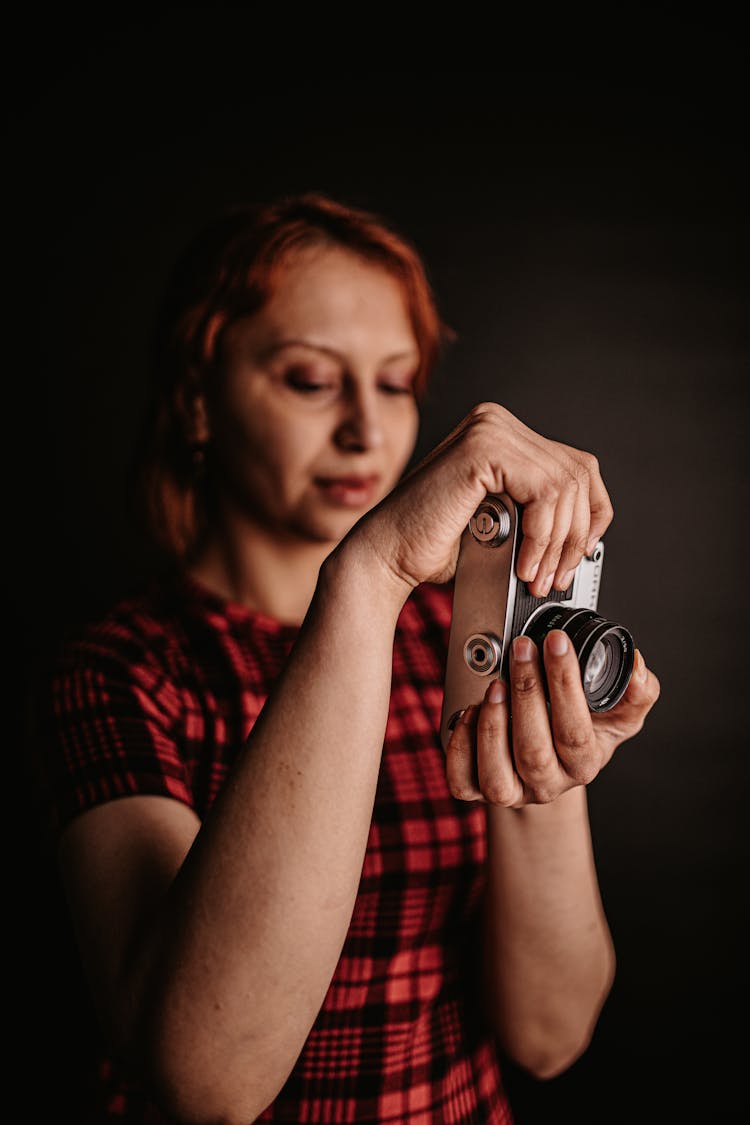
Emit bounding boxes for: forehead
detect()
[257,243,417,348]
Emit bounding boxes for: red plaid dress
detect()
[42,575,513,1124]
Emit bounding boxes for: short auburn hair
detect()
[134,192,449,562]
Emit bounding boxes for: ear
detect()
[176,384,211,445]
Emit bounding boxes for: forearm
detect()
[482,786,615,1078]
[138,542,411,1120]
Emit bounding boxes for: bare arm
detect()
[59,544,411,1124]
[57,402,638,1122]
[483,789,615,1079]
[447,627,660,1077]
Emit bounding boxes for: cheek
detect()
[216,395,317,495]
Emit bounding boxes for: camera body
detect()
[439,493,634,750]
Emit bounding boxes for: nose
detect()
[334,386,385,452]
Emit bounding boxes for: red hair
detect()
[135,193,449,562]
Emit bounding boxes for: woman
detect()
[40,193,660,1123]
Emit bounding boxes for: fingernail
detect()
[558,568,576,590]
[487,678,507,704]
[460,705,474,724]
[526,560,540,582]
[537,573,553,596]
[634,649,647,682]
[547,629,569,656]
[513,636,535,662]
[586,536,599,556]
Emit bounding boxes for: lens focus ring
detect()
[523,606,635,712]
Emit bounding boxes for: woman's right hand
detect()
[352,402,614,599]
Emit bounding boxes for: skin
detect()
[189,243,420,621]
[57,243,660,1125]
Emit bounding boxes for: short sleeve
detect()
[37,624,194,837]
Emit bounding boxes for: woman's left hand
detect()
[445,630,660,806]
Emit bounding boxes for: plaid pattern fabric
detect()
[41,576,513,1124]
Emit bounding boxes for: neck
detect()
[189,519,336,626]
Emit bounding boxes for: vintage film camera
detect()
[440,493,635,750]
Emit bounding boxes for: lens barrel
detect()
[523,606,635,712]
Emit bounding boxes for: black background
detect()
[9,16,749,1124]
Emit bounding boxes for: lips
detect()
[314,474,381,508]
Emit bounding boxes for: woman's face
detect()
[198,243,421,548]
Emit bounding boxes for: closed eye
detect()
[285,369,337,394]
[377,379,416,397]
[380,382,412,394]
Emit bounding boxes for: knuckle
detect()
[538,476,560,504]
[516,745,551,780]
[449,780,479,802]
[476,713,505,744]
[545,533,568,558]
[564,752,600,786]
[446,759,477,802]
[572,459,593,489]
[595,495,615,525]
[445,750,465,789]
[512,670,540,697]
[481,777,515,806]
[529,532,552,552]
[569,531,590,556]
[526,781,559,805]
[555,535,589,573]
[581,450,600,475]
[566,466,583,491]
[555,723,593,755]
[468,401,504,426]
[556,461,579,489]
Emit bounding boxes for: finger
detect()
[543,630,601,784]
[553,469,592,589]
[509,636,564,802]
[514,483,559,587]
[585,459,614,554]
[475,679,523,806]
[592,649,661,747]
[445,706,485,802]
[549,444,613,560]
[528,481,578,598]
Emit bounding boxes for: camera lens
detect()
[584,640,609,692]
[523,606,635,712]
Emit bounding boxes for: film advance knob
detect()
[470,500,511,546]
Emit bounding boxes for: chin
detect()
[294,500,378,546]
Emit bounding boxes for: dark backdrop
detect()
[9,20,748,1124]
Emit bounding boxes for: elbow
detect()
[151,1015,309,1125]
[506,1022,596,1081]
[117,1006,300,1125]
[499,949,616,1082]
[97,956,301,1121]
[143,1041,292,1125]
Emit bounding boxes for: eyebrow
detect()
[260,338,419,364]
